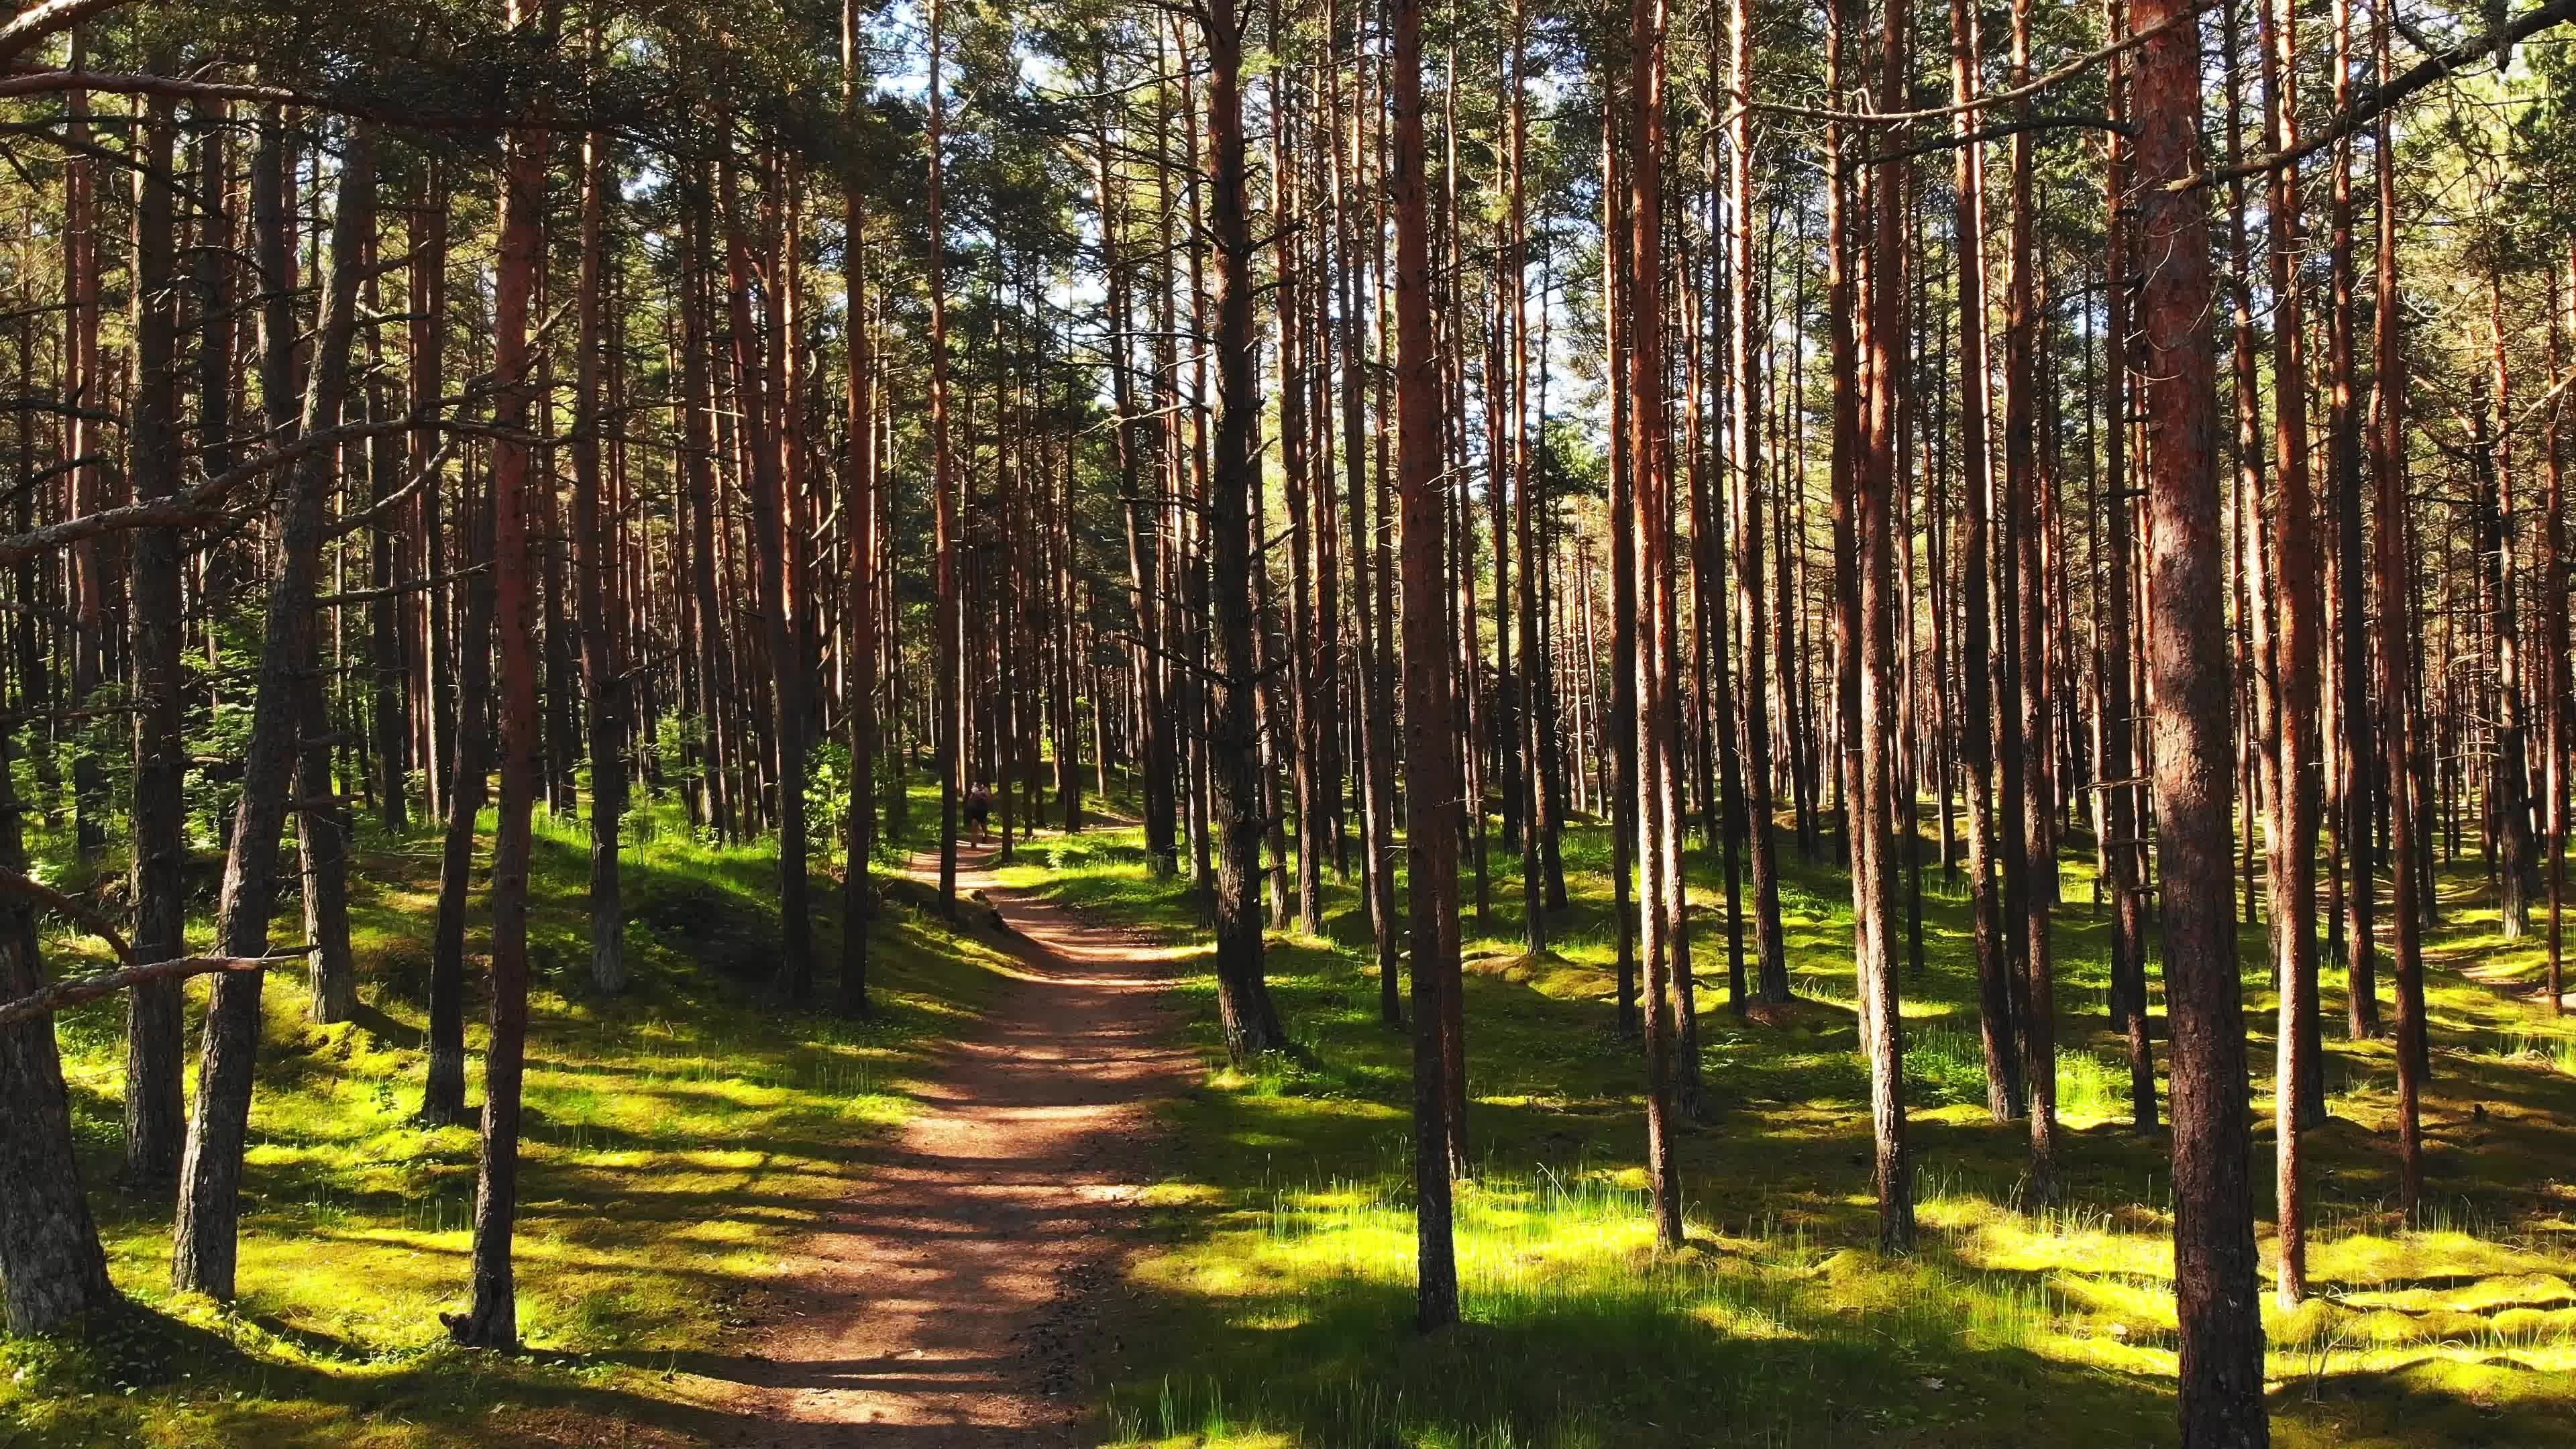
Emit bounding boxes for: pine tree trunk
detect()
[2004,0,2059,1200]
[1857,0,1916,1252]
[720,161,812,1000]
[2099,6,2154,1129]
[452,85,545,1350]
[0,718,115,1334]
[928,0,961,915]
[1727,0,1788,1006]
[1390,0,1460,1327]
[573,117,627,996]
[174,121,374,1304]
[1625,0,1684,1248]
[1203,0,1286,1061]
[125,76,188,1187]
[1948,0,2019,1120]
[2133,1,2271,1434]
[841,0,878,1018]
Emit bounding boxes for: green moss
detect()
[10,802,1011,1446]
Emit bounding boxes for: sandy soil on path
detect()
[712,846,1195,1447]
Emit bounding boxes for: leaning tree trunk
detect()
[174,122,375,1304]
[0,721,117,1334]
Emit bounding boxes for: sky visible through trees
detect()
[0,0,2574,1444]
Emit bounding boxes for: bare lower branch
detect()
[0,951,312,1028]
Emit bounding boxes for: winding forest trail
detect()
[714,846,1194,1446]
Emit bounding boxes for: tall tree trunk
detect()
[453,70,549,1346]
[2133,1,2271,1435]
[64,47,103,864]
[841,0,878,1018]
[298,649,358,1024]
[2484,272,2536,943]
[1857,0,1916,1252]
[0,718,115,1334]
[681,194,732,842]
[573,115,627,996]
[1203,0,1285,1061]
[1509,0,1552,959]
[2550,246,2574,1022]
[1391,0,1460,1330]
[1626,0,1684,1249]
[1731,0,1788,1007]
[2259,0,2324,1308]
[1948,0,2019,1120]
[2006,0,2059,1198]
[2100,0,2153,1129]
[125,74,187,1186]
[1332,8,1401,1027]
[721,161,812,1000]
[929,0,961,914]
[1605,95,1642,1039]
[425,465,493,1127]
[1275,43,1326,939]
[2328,0,2377,1042]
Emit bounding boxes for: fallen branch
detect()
[0,950,311,1028]
[0,865,131,962]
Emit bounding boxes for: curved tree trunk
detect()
[174,120,374,1303]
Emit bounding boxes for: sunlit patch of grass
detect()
[13,798,1012,1447]
[1087,812,2576,1446]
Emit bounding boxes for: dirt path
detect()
[715,847,1195,1446]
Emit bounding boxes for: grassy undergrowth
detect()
[994,816,2576,1448]
[5,800,1012,1448]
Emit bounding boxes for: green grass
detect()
[999,814,2576,1448]
[5,798,1016,1447]
[15,767,2576,1446]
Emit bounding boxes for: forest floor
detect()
[991,818,2576,1448]
[11,788,2576,1448]
[2,801,1047,1448]
[713,847,1195,1445]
